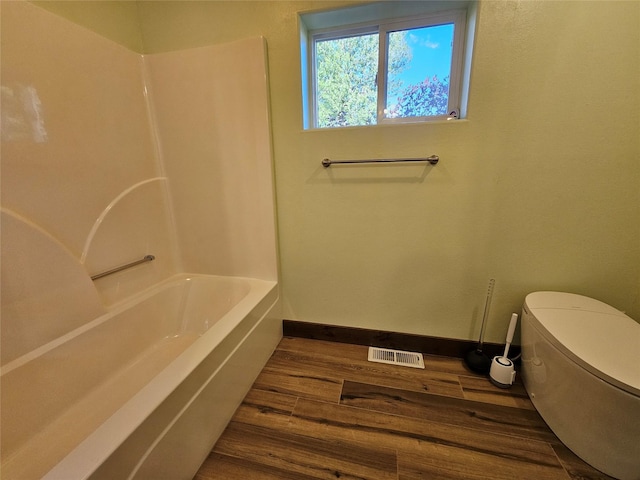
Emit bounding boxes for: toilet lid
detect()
[525,291,640,396]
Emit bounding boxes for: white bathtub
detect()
[0,274,280,480]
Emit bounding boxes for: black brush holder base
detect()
[464,348,491,374]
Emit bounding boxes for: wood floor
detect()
[194,337,613,480]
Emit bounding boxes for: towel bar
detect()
[322,155,439,168]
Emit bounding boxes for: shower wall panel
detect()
[144,38,277,282]
[1,1,177,364]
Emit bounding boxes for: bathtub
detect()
[521,291,640,480]
[0,273,280,480]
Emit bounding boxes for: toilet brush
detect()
[489,313,518,388]
[464,279,495,374]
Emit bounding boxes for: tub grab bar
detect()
[91,255,155,281]
[322,155,439,168]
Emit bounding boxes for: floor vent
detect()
[367,347,425,369]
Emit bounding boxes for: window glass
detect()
[385,23,455,119]
[315,33,378,128]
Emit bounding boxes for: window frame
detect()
[377,10,467,125]
[306,8,469,129]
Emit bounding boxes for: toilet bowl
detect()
[521,291,640,480]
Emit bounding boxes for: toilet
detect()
[521,291,640,480]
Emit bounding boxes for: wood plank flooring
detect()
[194,337,613,480]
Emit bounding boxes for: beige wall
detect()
[31,0,144,52]
[21,1,640,342]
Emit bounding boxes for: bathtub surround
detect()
[144,43,277,280]
[2,1,278,478]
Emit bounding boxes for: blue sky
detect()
[390,23,454,88]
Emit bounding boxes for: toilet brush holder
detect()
[489,313,518,388]
[489,356,516,388]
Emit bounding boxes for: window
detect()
[300,2,476,129]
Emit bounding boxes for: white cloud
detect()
[408,32,439,49]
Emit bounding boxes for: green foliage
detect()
[316,34,379,128]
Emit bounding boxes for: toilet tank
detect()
[523,291,639,396]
